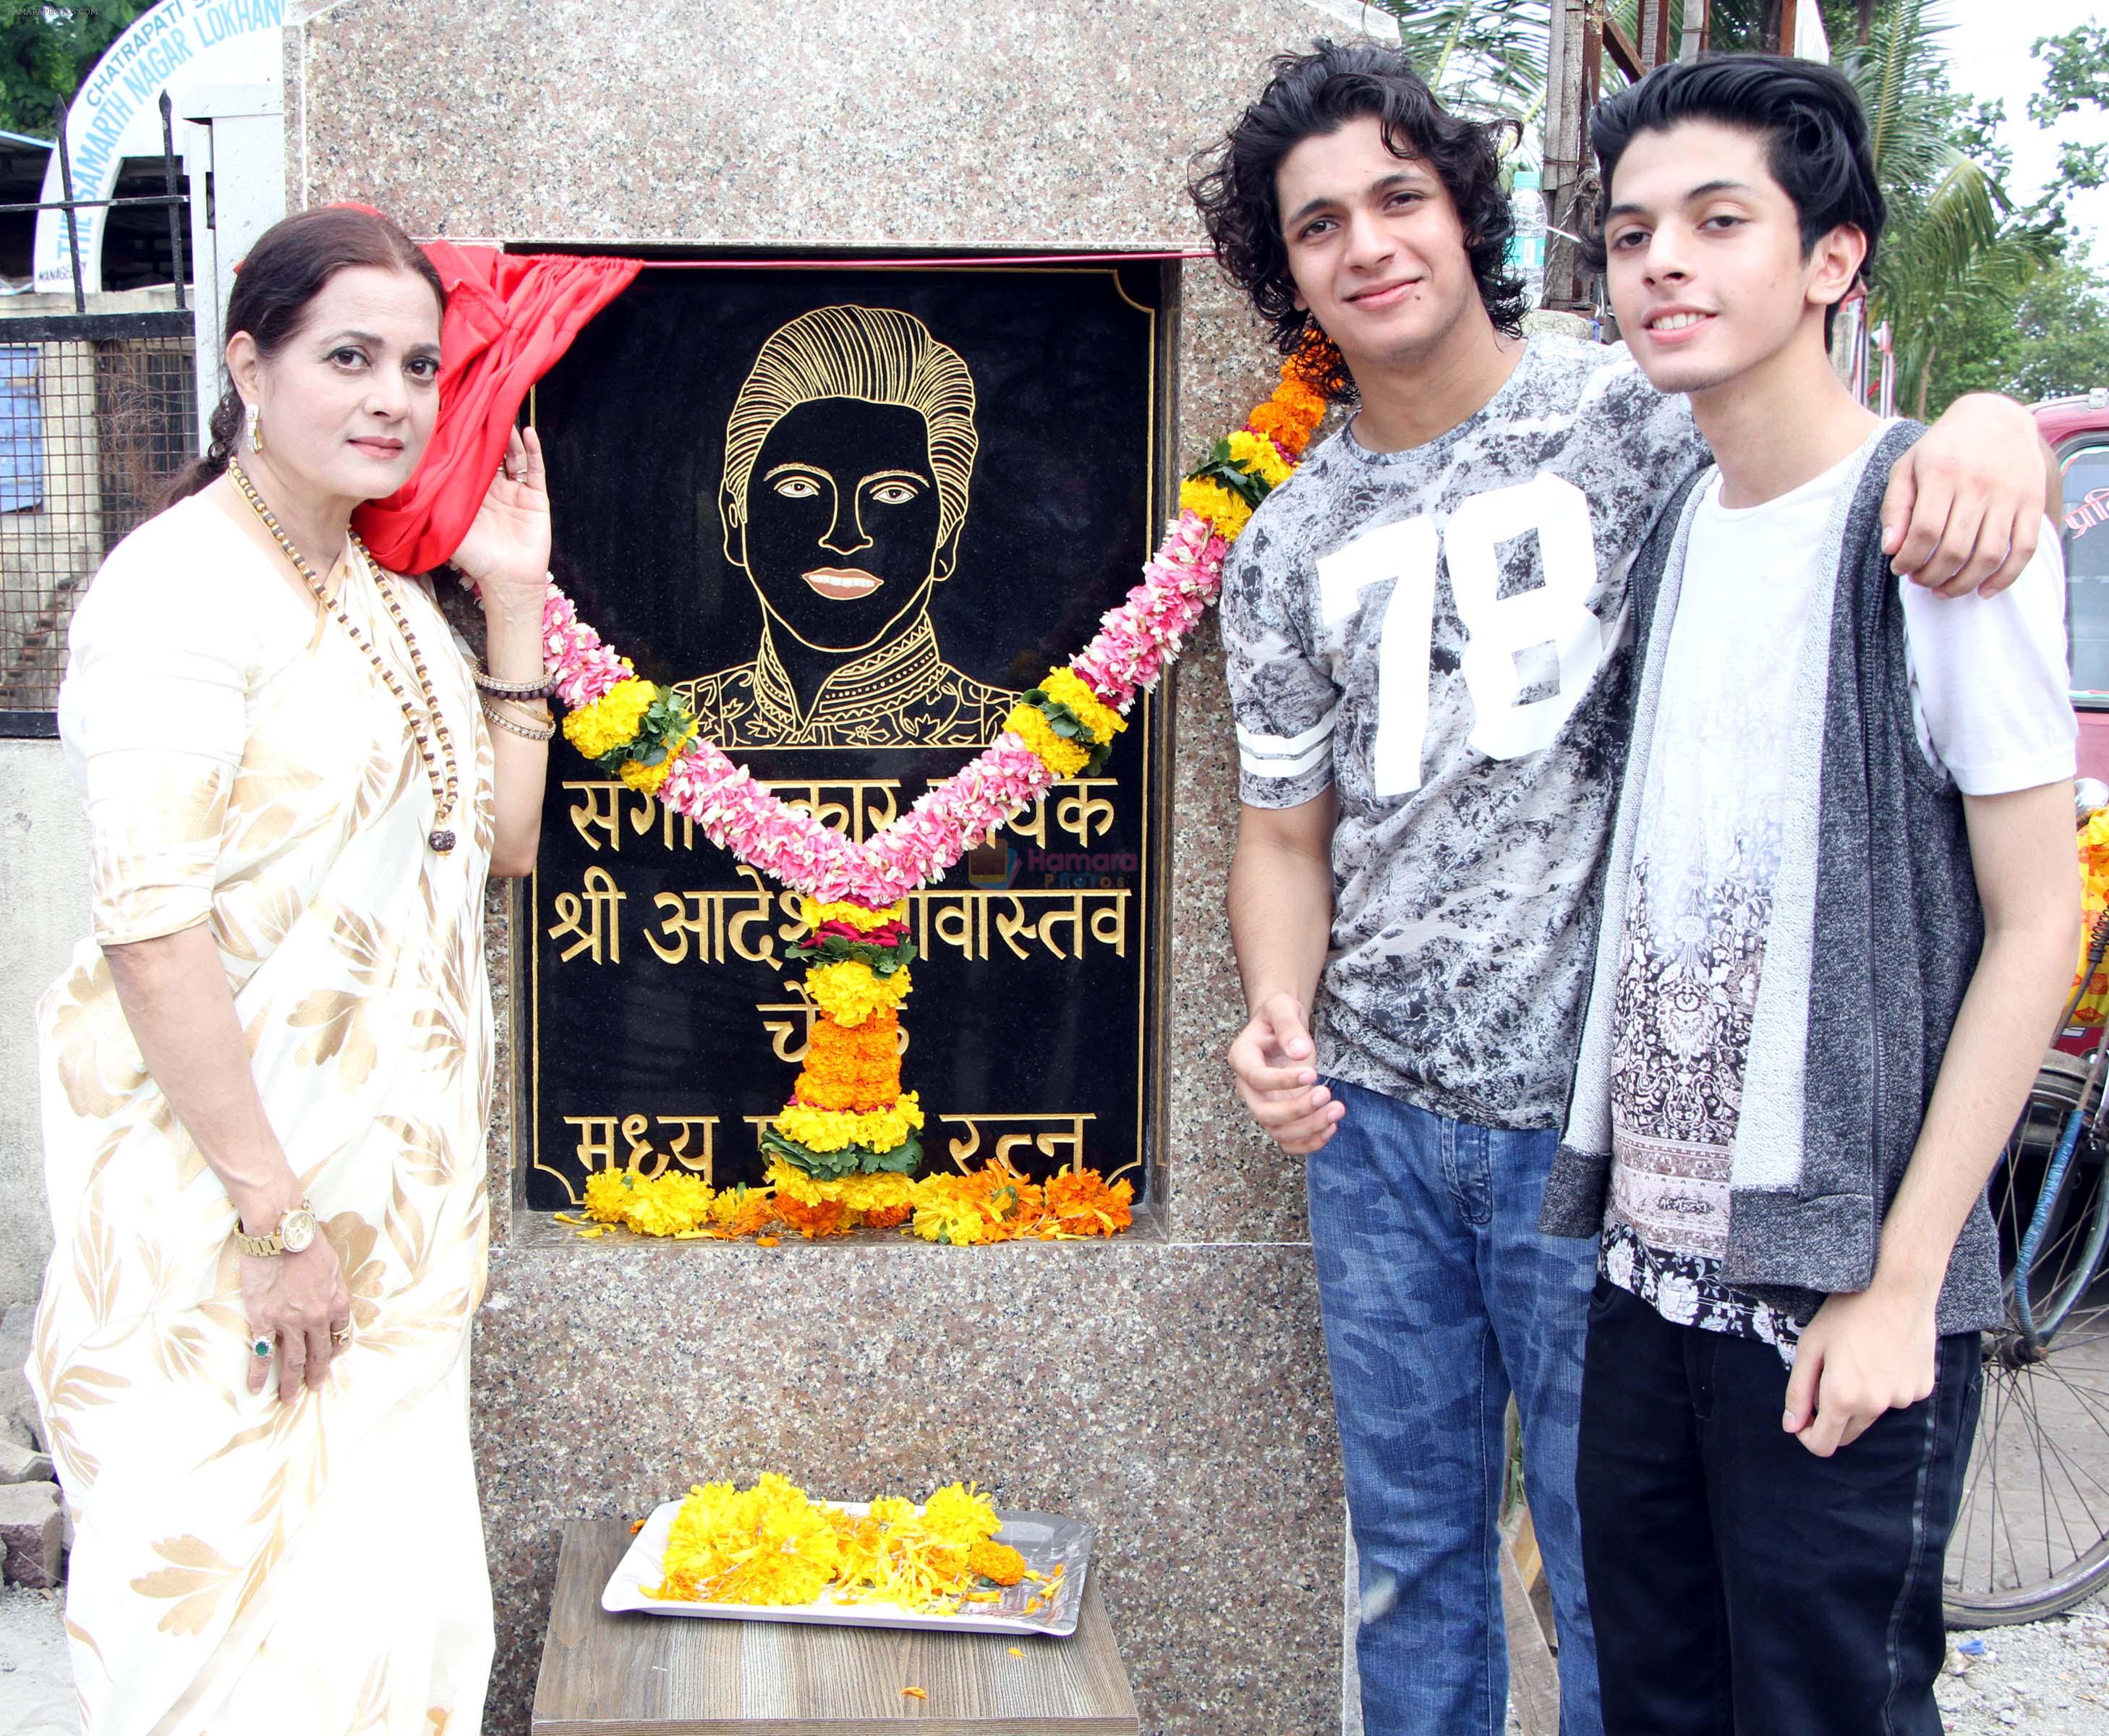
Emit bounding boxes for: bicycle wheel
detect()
[1945,1050,2109,1627]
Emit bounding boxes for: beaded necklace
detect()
[228,454,461,853]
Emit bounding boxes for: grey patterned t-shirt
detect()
[1222,336,1705,1129]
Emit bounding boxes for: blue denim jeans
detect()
[1308,1078,1601,1736]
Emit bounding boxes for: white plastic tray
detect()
[600,1497,1095,1638]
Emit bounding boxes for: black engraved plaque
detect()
[524,263,1168,1209]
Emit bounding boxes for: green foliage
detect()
[2031,22,2109,194]
[1379,1,1552,130]
[1377,0,2107,413]
[1926,243,2109,409]
[784,929,918,977]
[758,1126,922,1180]
[1833,0,2058,413]
[587,686,695,774]
[1020,689,1114,775]
[0,1,156,140]
[1897,15,2109,411]
[2032,22,2109,126]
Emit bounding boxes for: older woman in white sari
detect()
[28,204,553,1735]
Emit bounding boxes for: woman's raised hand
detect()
[239,1233,354,1405]
[451,425,551,614]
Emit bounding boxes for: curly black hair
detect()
[1188,38,1525,399]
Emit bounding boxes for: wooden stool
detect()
[532,1520,1141,1734]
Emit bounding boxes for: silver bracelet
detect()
[473,665,555,699]
[480,697,555,742]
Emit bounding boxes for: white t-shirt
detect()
[1601,432,2076,1348]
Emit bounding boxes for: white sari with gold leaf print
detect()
[29,487,497,1736]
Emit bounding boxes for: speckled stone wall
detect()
[290,2,1391,1729]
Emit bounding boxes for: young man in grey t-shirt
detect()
[1191,41,2054,1736]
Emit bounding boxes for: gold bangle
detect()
[480,697,555,742]
[472,665,555,699]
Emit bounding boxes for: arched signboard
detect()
[32,0,284,295]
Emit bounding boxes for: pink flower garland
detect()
[540,509,1232,908]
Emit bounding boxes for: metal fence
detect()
[0,90,194,729]
[0,313,196,720]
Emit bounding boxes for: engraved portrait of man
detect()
[675,305,1019,747]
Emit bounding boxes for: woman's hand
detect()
[240,1236,353,1404]
[451,425,550,616]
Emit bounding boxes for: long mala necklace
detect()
[228,454,461,853]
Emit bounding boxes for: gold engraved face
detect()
[683,304,1018,749]
[739,398,951,652]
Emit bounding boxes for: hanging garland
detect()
[538,339,1332,1241]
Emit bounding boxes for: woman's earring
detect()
[246,404,263,455]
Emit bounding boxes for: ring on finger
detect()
[331,1326,352,1344]
[252,1336,273,1358]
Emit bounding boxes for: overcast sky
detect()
[1943,0,2109,252]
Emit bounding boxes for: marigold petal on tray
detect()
[647,1476,1038,1617]
[968,1540,1027,1586]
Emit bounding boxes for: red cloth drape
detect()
[353,243,641,574]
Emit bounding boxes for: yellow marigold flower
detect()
[1177,476,1254,540]
[1005,702,1091,779]
[765,1160,918,1217]
[912,1190,989,1246]
[581,1167,633,1224]
[562,676,657,760]
[707,1185,779,1238]
[773,1092,924,1155]
[618,719,699,795]
[836,1170,916,1213]
[1039,668,1125,745]
[621,1171,715,1236]
[919,1483,1002,1549]
[805,958,912,1026]
[798,895,908,932]
[1226,428,1293,488]
[767,1157,831,1207]
[653,1475,845,1606]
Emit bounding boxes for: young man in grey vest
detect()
[1193,39,2058,1736]
[1546,55,2076,1735]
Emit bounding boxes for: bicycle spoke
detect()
[1955,1381,2001,1591]
[2015,1374,2091,1570]
[2016,1377,2060,1587]
[1993,1377,2027,1591]
[1969,1369,2020,1595]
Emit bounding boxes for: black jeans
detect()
[1577,1279,1982,1736]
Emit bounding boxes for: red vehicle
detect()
[2041,390,2109,785]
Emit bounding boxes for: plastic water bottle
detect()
[1509,169,1546,310]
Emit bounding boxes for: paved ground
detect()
[1938,1598,2109,1734]
[10,1579,2109,1733]
[0,1585,72,1736]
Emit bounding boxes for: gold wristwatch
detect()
[234,1198,318,1258]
